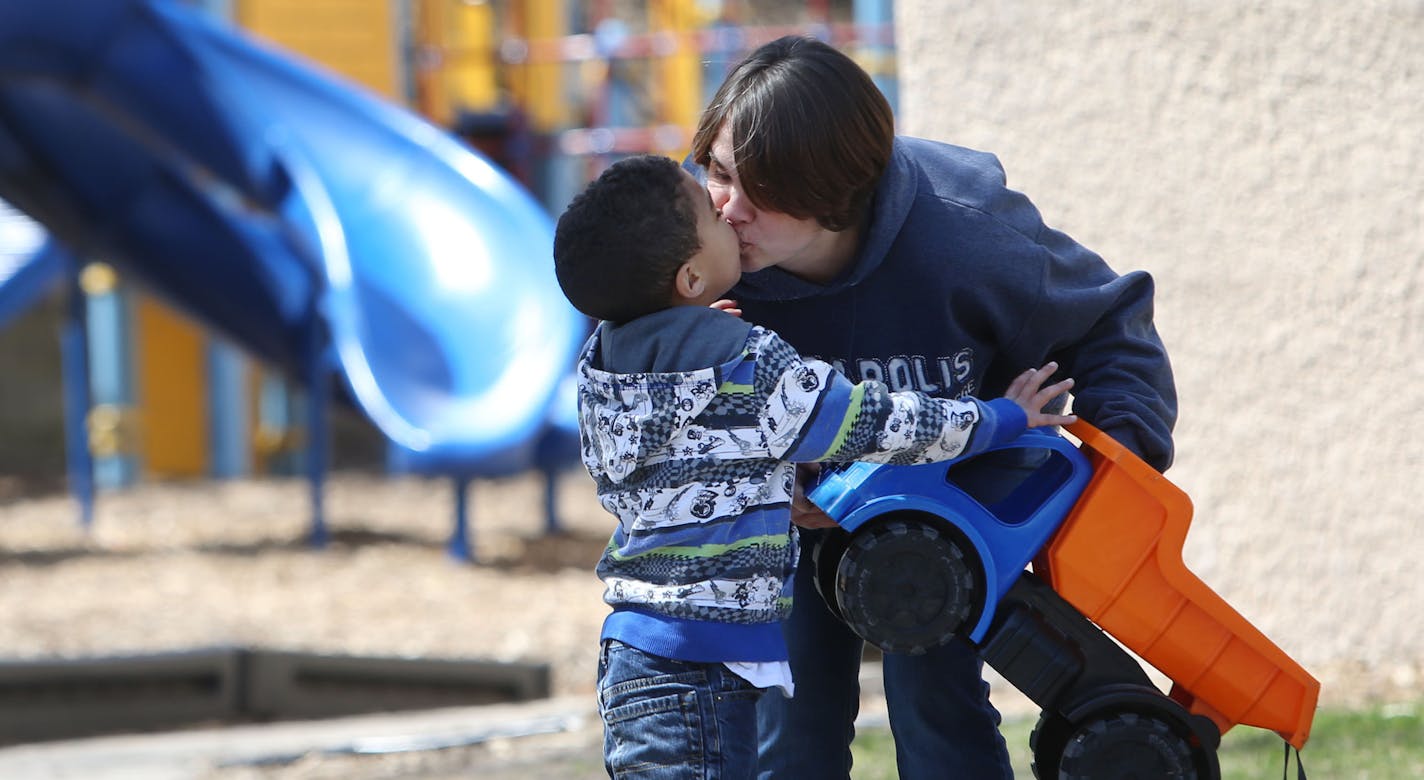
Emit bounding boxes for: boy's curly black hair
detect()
[554,155,702,324]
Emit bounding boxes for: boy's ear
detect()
[673,261,705,301]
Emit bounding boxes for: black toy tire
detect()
[1057,712,1198,780]
[810,528,852,621]
[834,517,980,655]
[1028,712,1076,779]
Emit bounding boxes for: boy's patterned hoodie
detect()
[578,306,1028,664]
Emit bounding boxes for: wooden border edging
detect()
[0,648,551,745]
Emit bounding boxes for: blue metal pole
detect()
[702,21,741,106]
[84,272,136,489]
[542,465,560,535]
[59,266,94,528]
[207,339,250,479]
[305,321,328,549]
[258,374,302,475]
[449,475,473,562]
[199,0,251,487]
[853,0,898,115]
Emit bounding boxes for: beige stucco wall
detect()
[897,1,1423,705]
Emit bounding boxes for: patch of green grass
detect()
[849,700,1424,779]
[1217,700,1423,780]
[846,728,897,779]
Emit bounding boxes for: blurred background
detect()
[0,0,895,500]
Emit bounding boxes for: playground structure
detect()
[0,0,589,558]
[807,420,1319,778]
[0,0,896,558]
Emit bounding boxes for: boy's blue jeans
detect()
[755,528,1014,780]
[597,639,765,779]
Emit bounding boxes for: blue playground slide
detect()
[0,1,586,555]
[0,205,63,332]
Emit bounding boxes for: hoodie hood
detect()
[578,357,716,484]
[729,138,918,302]
[577,308,751,483]
[596,306,751,374]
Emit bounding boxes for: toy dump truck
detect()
[807,420,1319,779]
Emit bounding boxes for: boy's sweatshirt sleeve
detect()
[753,331,1028,464]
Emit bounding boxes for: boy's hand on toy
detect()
[790,463,837,529]
[710,298,743,318]
[1005,362,1079,428]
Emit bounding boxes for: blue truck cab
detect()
[809,428,1093,645]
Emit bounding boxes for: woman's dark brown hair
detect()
[690,36,894,232]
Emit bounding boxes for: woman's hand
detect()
[710,298,743,318]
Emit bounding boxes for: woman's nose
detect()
[718,186,752,224]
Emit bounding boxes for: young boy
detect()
[553,154,1076,779]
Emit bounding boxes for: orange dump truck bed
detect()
[1038,422,1319,750]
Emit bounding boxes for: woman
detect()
[687,35,1177,779]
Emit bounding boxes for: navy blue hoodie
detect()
[704,137,1177,470]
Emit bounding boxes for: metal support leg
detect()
[59,270,94,528]
[449,475,473,562]
[306,327,329,549]
[542,464,560,535]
